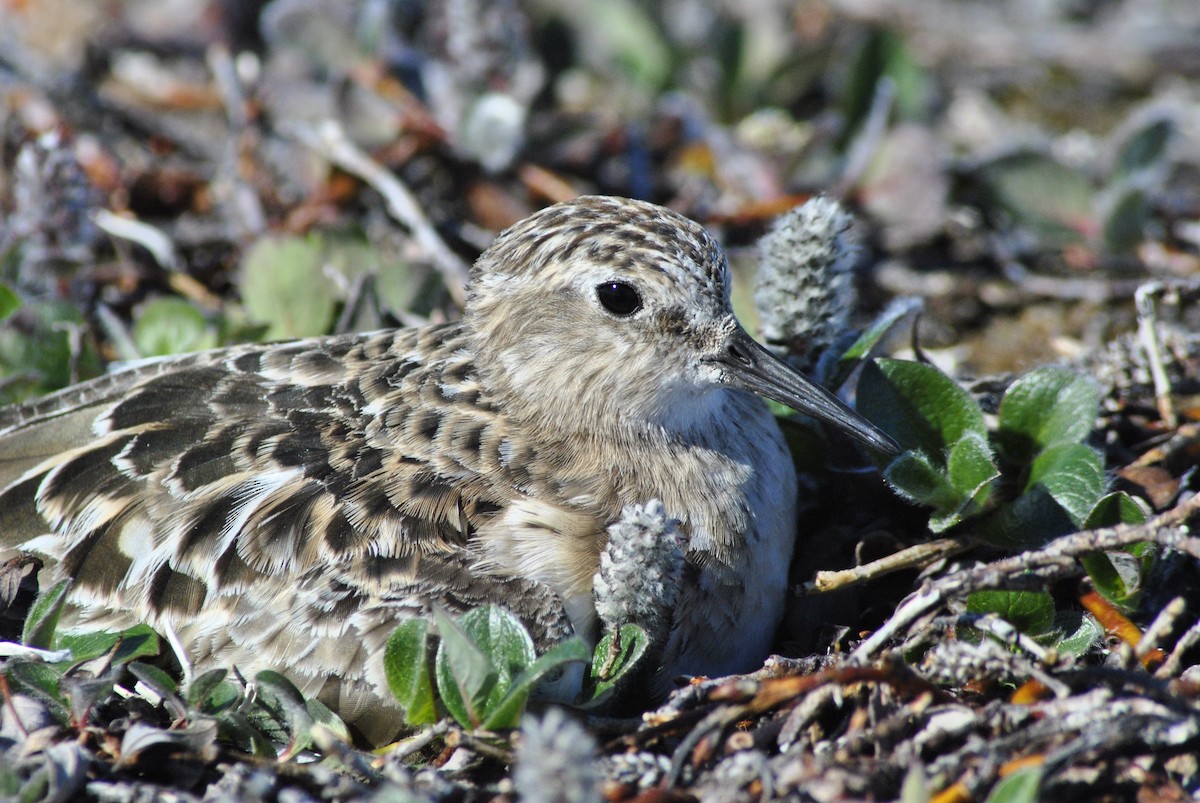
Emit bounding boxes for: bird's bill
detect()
[714,326,901,457]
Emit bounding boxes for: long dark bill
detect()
[715,326,901,457]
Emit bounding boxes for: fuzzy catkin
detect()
[754,196,859,367]
[514,708,601,803]
[592,499,684,646]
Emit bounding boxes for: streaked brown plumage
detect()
[0,196,896,742]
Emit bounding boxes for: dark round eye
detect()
[596,282,642,316]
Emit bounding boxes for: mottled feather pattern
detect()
[0,196,898,743]
[0,323,589,739]
[5,325,510,591]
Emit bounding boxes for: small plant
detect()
[0,288,102,406]
[978,110,1177,256]
[383,604,648,731]
[856,358,1152,647]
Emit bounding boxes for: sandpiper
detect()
[0,196,897,741]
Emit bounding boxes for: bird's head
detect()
[466,195,898,456]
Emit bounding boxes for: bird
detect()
[0,195,898,743]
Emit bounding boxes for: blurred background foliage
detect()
[1,0,1197,405]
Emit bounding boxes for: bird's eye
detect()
[596,282,642,316]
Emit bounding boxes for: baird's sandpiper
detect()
[0,195,897,741]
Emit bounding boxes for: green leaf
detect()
[839,27,927,145]
[254,671,312,720]
[582,624,651,707]
[858,358,986,461]
[375,260,435,320]
[0,283,19,321]
[1102,186,1152,255]
[1051,611,1103,658]
[133,297,217,357]
[0,767,20,797]
[240,234,338,339]
[714,21,748,113]
[574,0,671,89]
[884,451,960,510]
[127,661,179,699]
[254,670,316,755]
[463,605,536,669]
[984,765,1043,803]
[317,233,434,330]
[19,774,52,803]
[21,580,71,649]
[592,624,649,685]
[7,661,64,699]
[434,606,544,730]
[216,710,277,757]
[54,630,121,663]
[966,590,1056,637]
[1080,549,1129,605]
[482,637,590,730]
[384,619,439,726]
[1114,117,1173,180]
[432,607,495,694]
[883,433,997,533]
[56,624,161,666]
[825,297,923,390]
[5,662,70,724]
[981,151,1095,246]
[433,607,499,728]
[202,682,243,716]
[983,486,1076,549]
[305,697,352,744]
[928,504,975,534]
[0,301,101,404]
[939,430,999,522]
[983,443,1105,548]
[1085,491,1151,529]
[113,625,161,665]
[996,367,1101,465]
[1026,443,1106,528]
[186,668,229,709]
[1080,492,1153,607]
[947,431,998,493]
[461,606,536,716]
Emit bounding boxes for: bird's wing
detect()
[0,323,547,630]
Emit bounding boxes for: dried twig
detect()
[381,719,453,764]
[289,120,471,305]
[1135,281,1178,429]
[1137,597,1186,665]
[852,493,1200,662]
[805,537,972,593]
[1157,614,1200,680]
[93,209,224,309]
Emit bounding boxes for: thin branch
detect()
[1135,281,1177,429]
[805,537,971,593]
[852,493,1200,662]
[288,120,471,306]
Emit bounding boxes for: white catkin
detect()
[513,708,601,803]
[592,499,684,644]
[754,196,859,363]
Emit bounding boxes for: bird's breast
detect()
[658,390,799,679]
[473,495,607,641]
[474,389,799,681]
